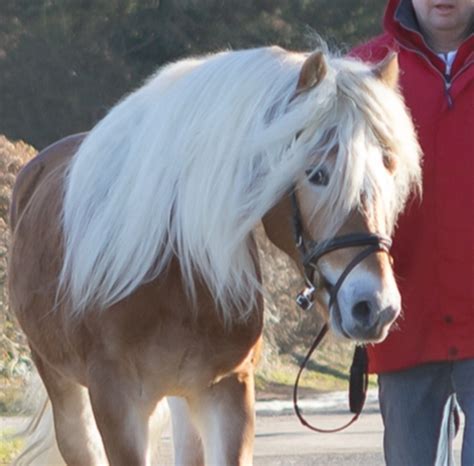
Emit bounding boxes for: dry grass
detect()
[0,428,24,464]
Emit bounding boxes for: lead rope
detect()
[292,326,369,433]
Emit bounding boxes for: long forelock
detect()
[323,59,422,235]
[299,93,373,240]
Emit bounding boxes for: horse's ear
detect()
[373,52,399,89]
[294,51,327,96]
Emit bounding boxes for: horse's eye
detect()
[306,168,329,186]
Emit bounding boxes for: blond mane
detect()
[59,46,421,323]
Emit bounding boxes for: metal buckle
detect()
[296,285,316,311]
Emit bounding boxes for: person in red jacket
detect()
[351,0,473,464]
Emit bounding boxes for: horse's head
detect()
[295,169,400,343]
[264,51,421,342]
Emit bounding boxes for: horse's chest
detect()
[134,315,264,395]
[170,328,263,394]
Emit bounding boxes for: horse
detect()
[8,46,421,465]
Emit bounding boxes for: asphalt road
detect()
[157,407,463,465]
[161,399,463,465]
[253,392,464,466]
[254,409,387,465]
[173,400,462,465]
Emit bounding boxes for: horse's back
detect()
[9,133,86,230]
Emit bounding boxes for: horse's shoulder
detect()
[9,132,87,229]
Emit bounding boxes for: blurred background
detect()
[0,2,386,459]
[0,0,384,149]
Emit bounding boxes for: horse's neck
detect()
[261,196,301,269]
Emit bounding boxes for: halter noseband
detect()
[289,188,392,433]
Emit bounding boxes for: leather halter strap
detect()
[290,190,392,296]
[318,235,392,312]
[289,189,391,433]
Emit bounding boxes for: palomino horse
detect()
[9,47,421,465]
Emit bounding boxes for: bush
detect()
[0,136,36,400]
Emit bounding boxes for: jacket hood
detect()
[383,0,474,74]
[384,0,420,41]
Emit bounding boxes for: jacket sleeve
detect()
[349,33,398,63]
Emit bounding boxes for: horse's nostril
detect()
[352,301,372,324]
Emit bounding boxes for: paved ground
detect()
[1,392,464,465]
[162,392,463,465]
[254,409,386,465]
[254,409,463,465]
[253,390,464,465]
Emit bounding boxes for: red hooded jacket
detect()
[352,0,474,373]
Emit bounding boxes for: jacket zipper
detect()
[393,13,473,108]
[398,42,459,108]
[443,58,453,108]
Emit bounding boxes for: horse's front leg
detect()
[87,359,158,466]
[188,368,256,466]
[30,350,107,466]
[168,396,204,466]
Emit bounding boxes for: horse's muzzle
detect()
[337,300,400,342]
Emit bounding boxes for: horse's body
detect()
[11,133,264,466]
[8,47,421,465]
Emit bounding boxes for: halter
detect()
[290,190,392,312]
[289,189,392,432]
